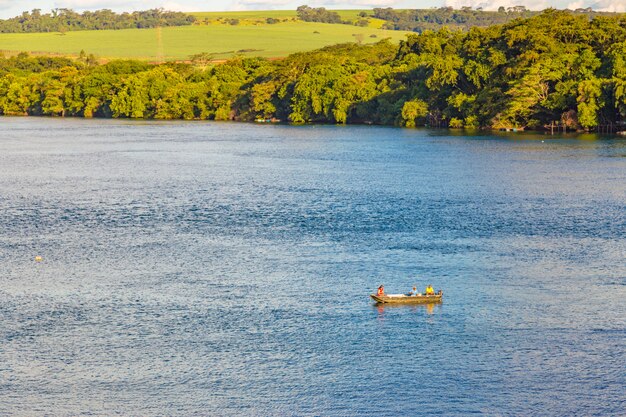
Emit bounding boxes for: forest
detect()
[370,6,612,32]
[0,8,195,33]
[1,10,625,131]
[294,5,609,32]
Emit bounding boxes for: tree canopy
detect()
[371,6,617,33]
[296,5,342,24]
[0,8,195,33]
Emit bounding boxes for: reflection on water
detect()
[0,118,625,416]
[374,302,439,316]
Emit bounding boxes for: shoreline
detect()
[1,114,624,136]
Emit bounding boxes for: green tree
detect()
[577,78,602,129]
[401,99,428,127]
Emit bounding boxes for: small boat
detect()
[370,292,443,304]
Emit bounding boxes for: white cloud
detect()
[444,0,550,10]
[230,0,292,10]
[54,0,143,9]
[53,0,200,12]
[230,0,403,10]
[318,0,402,6]
[161,1,198,12]
[588,0,626,12]
[447,0,626,11]
[566,0,585,8]
[0,0,25,10]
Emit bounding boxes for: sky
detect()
[0,0,623,19]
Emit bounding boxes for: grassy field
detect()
[191,10,387,27]
[192,10,298,21]
[0,20,408,61]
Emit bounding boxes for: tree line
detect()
[0,8,195,33]
[1,11,625,131]
[371,6,621,33]
[372,6,537,32]
[295,5,615,33]
[296,5,343,24]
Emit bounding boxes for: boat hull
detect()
[370,294,443,304]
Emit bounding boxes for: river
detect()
[1,118,625,415]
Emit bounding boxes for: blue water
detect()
[1,118,625,416]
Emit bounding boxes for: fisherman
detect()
[377,285,385,296]
[425,284,435,295]
[409,286,418,296]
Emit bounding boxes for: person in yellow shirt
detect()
[425,284,435,295]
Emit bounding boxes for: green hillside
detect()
[191,10,388,28]
[192,10,298,21]
[191,10,372,21]
[0,20,408,61]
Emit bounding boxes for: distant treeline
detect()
[296,5,342,24]
[0,8,195,33]
[297,4,621,33]
[373,6,538,32]
[373,6,624,33]
[1,11,625,131]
